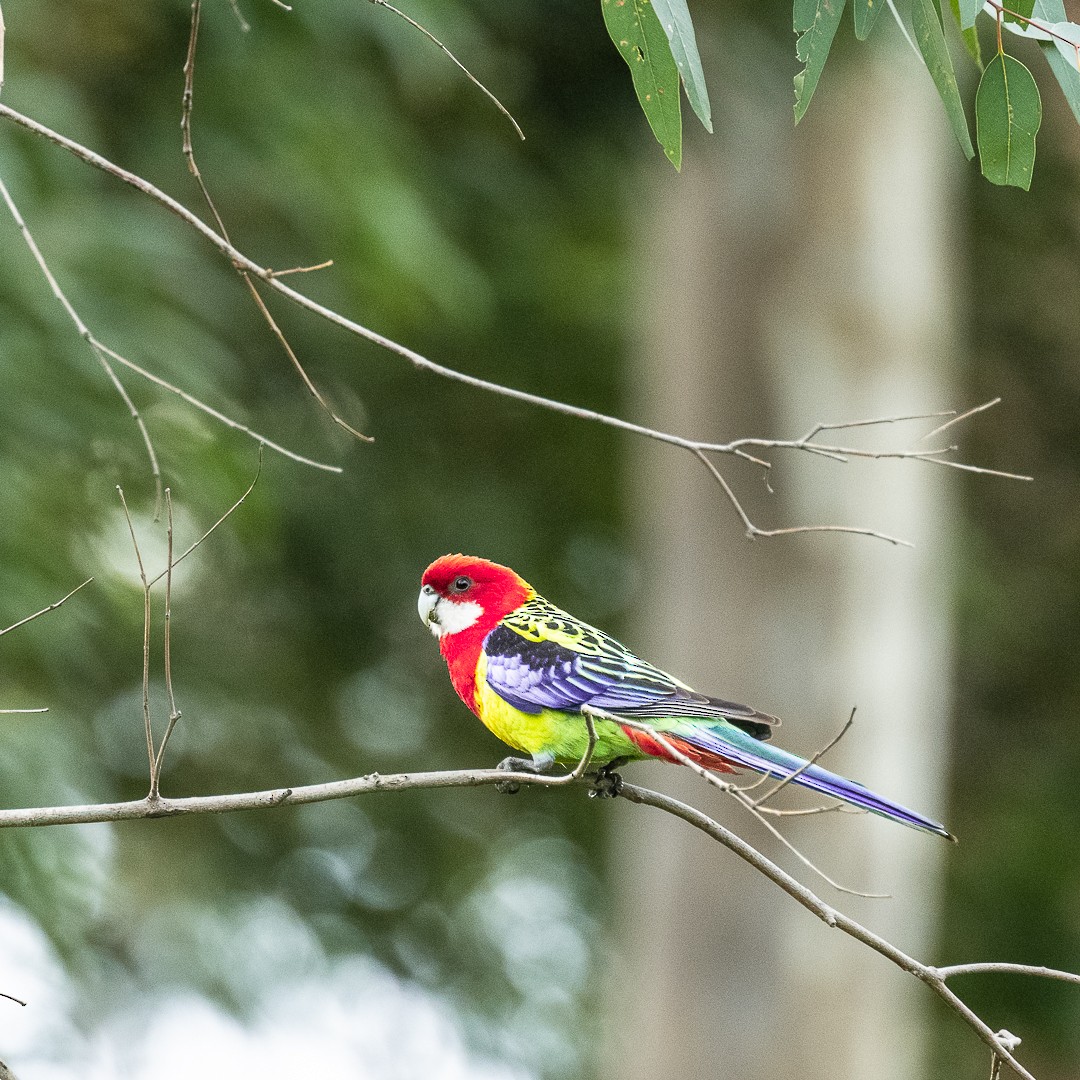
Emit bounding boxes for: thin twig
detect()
[753,708,855,807]
[0,168,337,476]
[368,0,525,140]
[0,578,93,638]
[0,175,163,512]
[146,445,263,588]
[0,104,1031,543]
[936,963,1080,987]
[182,0,371,443]
[267,259,334,278]
[0,0,6,94]
[0,708,48,715]
[692,449,913,547]
[93,340,341,473]
[597,710,888,898]
[150,489,181,798]
[0,769,1058,1078]
[921,398,1002,443]
[616,782,1040,1080]
[0,992,25,1006]
[116,487,156,781]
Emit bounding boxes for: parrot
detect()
[418,554,953,840]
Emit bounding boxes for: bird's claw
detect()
[495,755,546,795]
[589,765,624,799]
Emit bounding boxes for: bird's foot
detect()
[589,760,627,799]
[495,753,553,795]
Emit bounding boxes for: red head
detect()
[418,555,534,642]
[419,555,535,712]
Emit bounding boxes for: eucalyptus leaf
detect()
[976,51,1042,189]
[1016,0,1080,122]
[912,0,976,157]
[958,0,982,27]
[601,0,683,169]
[793,0,848,123]
[950,0,984,66]
[853,0,883,41]
[652,0,713,132]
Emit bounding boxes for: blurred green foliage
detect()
[0,0,642,1072]
[937,141,1080,1079]
[2,1,1080,1078]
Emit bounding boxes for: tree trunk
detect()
[607,33,959,1080]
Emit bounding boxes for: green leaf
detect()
[956,0,981,29]
[1031,0,1080,123]
[976,51,1042,189]
[1004,0,1036,24]
[912,0,976,158]
[793,0,848,123]
[949,0,984,66]
[651,0,713,132]
[853,0,883,41]
[602,0,683,169]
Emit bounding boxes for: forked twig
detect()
[116,487,156,779]
[0,174,338,476]
[147,446,263,588]
[368,0,525,140]
[0,101,1031,546]
[182,0,371,444]
[150,489,181,798]
[921,398,1002,443]
[752,708,855,808]
[590,709,888,898]
[0,175,162,512]
[0,578,93,638]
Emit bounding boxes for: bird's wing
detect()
[483,597,778,740]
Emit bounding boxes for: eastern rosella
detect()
[418,554,952,839]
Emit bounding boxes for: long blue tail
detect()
[672,722,954,841]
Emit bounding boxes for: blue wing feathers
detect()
[483,601,778,739]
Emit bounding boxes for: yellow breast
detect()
[473,651,561,756]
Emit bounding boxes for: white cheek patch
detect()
[431,598,483,638]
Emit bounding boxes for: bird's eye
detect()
[451,576,473,593]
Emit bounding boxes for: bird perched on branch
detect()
[418,554,952,840]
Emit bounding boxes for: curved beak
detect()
[418,585,440,633]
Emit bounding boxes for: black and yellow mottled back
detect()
[483,596,777,740]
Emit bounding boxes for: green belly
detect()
[473,655,643,766]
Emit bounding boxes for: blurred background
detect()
[0,1,1078,1078]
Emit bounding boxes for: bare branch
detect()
[150,489,181,798]
[935,963,1080,987]
[692,449,913,547]
[368,0,525,140]
[93,340,341,473]
[0,0,5,94]
[0,103,1030,543]
[0,578,92,638]
[116,486,156,781]
[753,708,855,807]
[0,174,163,511]
[146,447,263,589]
[0,172,337,476]
[616,781,1042,1080]
[921,398,1002,443]
[181,0,371,444]
[595,710,887,898]
[267,259,334,278]
[0,993,25,1007]
[0,767,1064,1078]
